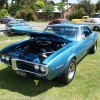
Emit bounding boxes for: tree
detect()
[96,1,100,12]
[15,8,37,21]
[57,2,65,18]
[30,1,39,12]
[0,0,8,9]
[8,3,20,17]
[36,0,45,9]
[77,0,96,16]
[43,4,54,20]
[0,0,5,9]
[69,4,86,19]
[0,9,10,18]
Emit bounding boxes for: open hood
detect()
[11,26,65,40]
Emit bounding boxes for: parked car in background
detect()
[92,13,100,18]
[75,18,100,31]
[49,19,70,25]
[0,16,14,24]
[71,16,89,24]
[4,19,32,36]
[0,24,98,85]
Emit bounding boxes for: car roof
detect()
[10,19,24,21]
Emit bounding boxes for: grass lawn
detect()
[0,33,100,100]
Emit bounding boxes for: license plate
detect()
[15,71,27,77]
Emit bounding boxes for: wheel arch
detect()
[58,55,77,77]
[93,26,100,31]
[57,56,77,84]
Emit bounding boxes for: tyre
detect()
[4,32,13,36]
[58,58,76,85]
[94,26,99,31]
[89,41,97,54]
[0,21,3,24]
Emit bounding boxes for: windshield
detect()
[8,19,26,24]
[44,26,79,39]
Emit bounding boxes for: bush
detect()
[0,9,10,18]
[15,8,37,21]
[26,9,35,21]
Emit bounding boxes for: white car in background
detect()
[4,19,32,36]
[75,18,100,31]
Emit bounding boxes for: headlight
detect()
[6,56,10,61]
[2,55,5,59]
[40,66,46,73]
[34,65,39,70]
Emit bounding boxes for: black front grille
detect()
[16,61,45,75]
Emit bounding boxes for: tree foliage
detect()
[35,0,45,9]
[0,0,98,20]
[70,4,86,18]
[15,8,37,21]
[77,0,96,16]
[57,2,65,12]
[43,4,54,20]
[96,1,100,12]
[30,2,39,12]
[8,3,20,17]
[0,9,10,18]
[57,2,65,18]
[0,0,5,9]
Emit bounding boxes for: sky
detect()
[54,0,98,4]
[8,0,98,4]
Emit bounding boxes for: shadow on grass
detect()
[0,67,64,97]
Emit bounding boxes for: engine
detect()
[6,39,68,63]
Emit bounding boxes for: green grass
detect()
[0,33,100,100]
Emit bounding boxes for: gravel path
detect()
[0,24,6,35]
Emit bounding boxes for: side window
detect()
[91,19,95,23]
[81,27,92,38]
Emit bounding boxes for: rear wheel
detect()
[89,41,97,54]
[94,26,99,31]
[58,58,76,85]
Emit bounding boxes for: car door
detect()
[87,19,96,29]
[73,26,94,62]
[81,26,93,55]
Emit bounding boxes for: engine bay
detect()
[7,39,69,62]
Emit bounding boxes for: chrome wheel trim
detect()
[68,63,76,80]
[94,44,97,52]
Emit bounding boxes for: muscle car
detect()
[0,24,98,85]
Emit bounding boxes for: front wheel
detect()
[4,32,13,36]
[58,58,76,85]
[0,21,3,24]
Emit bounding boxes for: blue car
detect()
[4,19,32,36]
[0,24,98,85]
